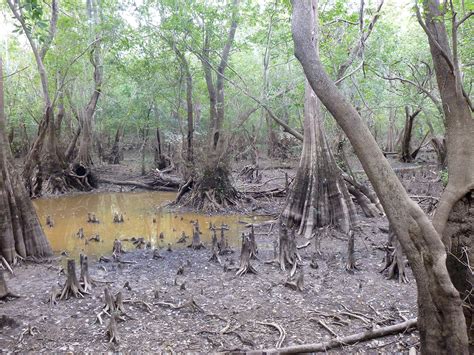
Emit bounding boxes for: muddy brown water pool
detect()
[33,191,269,259]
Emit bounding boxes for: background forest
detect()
[2,0,470,168]
[0,0,473,353]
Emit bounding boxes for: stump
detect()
[188,221,204,250]
[209,231,222,264]
[249,224,258,259]
[278,221,300,273]
[87,213,99,223]
[80,254,95,292]
[89,234,100,242]
[106,312,120,344]
[59,259,85,300]
[381,227,408,283]
[46,215,54,228]
[217,223,232,254]
[112,239,124,259]
[113,212,124,223]
[236,233,258,276]
[153,249,163,259]
[76,228,85,239]
[0,271,20,299]
[132,237,145,249]
[177,232,188,243]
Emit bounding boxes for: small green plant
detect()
[440,169,449,187]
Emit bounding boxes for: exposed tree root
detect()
[236,234,258,276]
[249,318,417,353]
[59,259,86,300]
[256,321,286,348]
[18,324,39,344]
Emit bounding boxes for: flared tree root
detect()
[178,166,241,212]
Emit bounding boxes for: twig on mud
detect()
[316,319,338,337]
[18,324,39,344]
[256,321,286,348]
[155,297,204,312]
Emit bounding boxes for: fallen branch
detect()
[248,318,417,354]
[97,177,177,191]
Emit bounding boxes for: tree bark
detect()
[0,56,52,264]
[292,1,470,353]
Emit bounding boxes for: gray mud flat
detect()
[0,216,418,353]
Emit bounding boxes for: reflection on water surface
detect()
[33,191,267,259]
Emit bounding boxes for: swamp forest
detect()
[0,0,473,353]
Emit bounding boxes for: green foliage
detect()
[440,168,449,187]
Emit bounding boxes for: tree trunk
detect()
[292,1,470,353]
[431,135,447,169]
[281,2,357,270]
[0,57,52,264]
[76,0,102,167]
[400,106,421,162]
[182,0,240,211]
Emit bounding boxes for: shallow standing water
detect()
[33,191,268,259]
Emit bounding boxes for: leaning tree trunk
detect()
[0,57,52,264]
[292,0,471,353]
